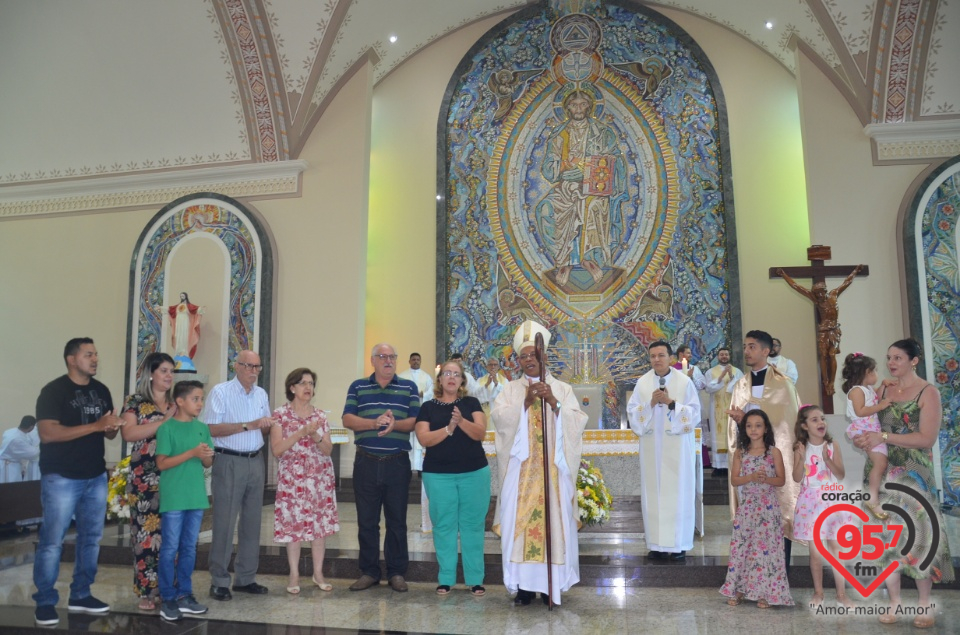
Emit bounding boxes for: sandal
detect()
[286,585,301,595]
[137,597,157,611]
[726,594,743,606]
[757,599,771,609]
[470,585,486,597]
[836,593,855,608]
[913,614,934,629]
[878,605,899,624]
[312,576,333,592]
[863,501,889,521]
[436,585,451,596]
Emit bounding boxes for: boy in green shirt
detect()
[156,380,214,622]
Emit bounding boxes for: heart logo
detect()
[812,503,899,597]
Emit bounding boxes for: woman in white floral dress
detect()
[271,368,339,593]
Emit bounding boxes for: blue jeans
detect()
[33,472,108,607]
[159,509,204,601]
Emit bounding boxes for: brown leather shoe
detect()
[348,575,380,591]
[388,575,408,592]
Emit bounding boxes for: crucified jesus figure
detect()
[775,264,862,396]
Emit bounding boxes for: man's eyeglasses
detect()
[236,362,263,371]
[374,354,398,361]
[440,371,462,378]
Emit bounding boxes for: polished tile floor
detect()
[2,504,958,633]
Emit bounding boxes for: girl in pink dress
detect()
[270,368,340,594]
[792,405,854,608]
[720,409,793,608]
[841,353,889,518]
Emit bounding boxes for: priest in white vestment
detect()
[628,340,700,560]
[399,352,435,471]
[474,358,509,423]
[703,347,744,474]
[768,337,799,383]
[491,321,588,606]
[0,416,41,483]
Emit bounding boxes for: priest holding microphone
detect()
[628,340,700,561]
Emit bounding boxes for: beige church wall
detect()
[0,208,157,464]
[794,52,927,412]
[252,62,375,477]
[365,14,506,375]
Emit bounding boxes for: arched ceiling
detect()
[0,0,956,193]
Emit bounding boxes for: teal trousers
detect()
[422,465,491,586]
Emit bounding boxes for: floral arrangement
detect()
[106,456,132,521]
[577,459,613,526]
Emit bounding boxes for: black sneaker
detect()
[160,600,182,622]
[67,596,110,614]
[34,605,59,626]
[176,595,208,615]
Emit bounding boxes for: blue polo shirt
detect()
[342,373,420,454]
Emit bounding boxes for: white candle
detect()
[681,358,688,371]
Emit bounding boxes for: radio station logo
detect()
[813,482,941,603]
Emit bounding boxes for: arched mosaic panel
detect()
[125,193,274,397]
[437,1,738,403]
[906,156,960,509]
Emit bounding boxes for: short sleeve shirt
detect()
[36,375,113,479]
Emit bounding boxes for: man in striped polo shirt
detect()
[342,343,420,592]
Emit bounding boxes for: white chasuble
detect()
[627,368,700,553]
[491,373,588,604]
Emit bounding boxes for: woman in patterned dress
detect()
[271,367,340,593]
[120,352,176,611]
[853,339,953,629]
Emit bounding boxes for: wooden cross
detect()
[768,245,869,414]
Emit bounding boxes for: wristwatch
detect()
[668,401,676,411]
[881,432,889,441]
[242,422,248,431]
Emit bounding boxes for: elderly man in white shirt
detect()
[202,350,275,601]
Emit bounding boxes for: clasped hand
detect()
[376,410,396,437]
[524,380,556,409]
[650,387,671,406]
[194,443,215,459]
[98,410,124,432]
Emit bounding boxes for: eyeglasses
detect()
[518,353,538,361]
[374,354,398,361]
[295,380,315,388]
[441,371,462,378]
[236,362,263,371]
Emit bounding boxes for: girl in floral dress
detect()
[270,368,340,593]
[792,405,854,608]
[720,409,793,608]
[119,352,176,611]
[841,352,889,518]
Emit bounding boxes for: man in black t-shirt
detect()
[32,338,123,627]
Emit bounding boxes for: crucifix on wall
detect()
[769,245,868,414]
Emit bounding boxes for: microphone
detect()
[659,376,666,390]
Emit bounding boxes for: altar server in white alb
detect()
[628,340,700,561]
[491,320,588,606]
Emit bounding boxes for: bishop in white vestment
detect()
[491,321,588,605]
[628,341,700,559]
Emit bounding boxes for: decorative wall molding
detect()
[864,121,960,161]
[0,161,308,219]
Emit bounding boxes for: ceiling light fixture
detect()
[389,35,398,43]
[765,20,775,30]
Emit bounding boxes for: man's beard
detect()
[769,352,780,358]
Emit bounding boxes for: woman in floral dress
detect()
[120,352,176,611]
[271,367,340,593]
[854,339,952,629]
[720,409,794,608]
